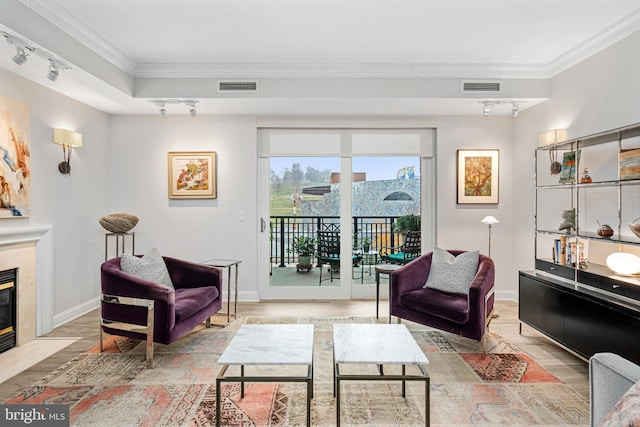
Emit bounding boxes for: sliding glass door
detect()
[257,127,435,300]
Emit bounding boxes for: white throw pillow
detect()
[424,248,479,295]
[121,247,174,289]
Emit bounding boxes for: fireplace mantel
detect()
[0,225,53,337]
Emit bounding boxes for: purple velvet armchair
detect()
[100,256,223,368]
[390,250,495,351]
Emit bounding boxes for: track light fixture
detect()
[149,99,199,116]
[480,100,524,117]
[511,102,520,118]
[480,101,497,116]
[1,31,71,81]
[12,47,29,65]
[47,61,60,81]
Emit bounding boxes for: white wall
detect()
[109,114,518,300]
[0,68,110,327]
[108,115,260,301]
[434,116,515,298]
[513,30,640,280]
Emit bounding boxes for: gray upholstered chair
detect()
[589,352,640,426]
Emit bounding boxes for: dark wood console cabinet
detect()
[519,270,640,364]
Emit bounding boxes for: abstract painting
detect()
[0,96,30,217]
[457,149,499,204]
[168,151,216,199]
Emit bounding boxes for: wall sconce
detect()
[53,129,82,174]
[538,129,568,147]
[606,252,640,276]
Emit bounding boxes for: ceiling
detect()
[1,0,640,116]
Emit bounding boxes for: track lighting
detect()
[47,61,59,81]
[511,102,520,118]
[184,100,198,117]
[480,100,524,117]
[12,47,28,65]
[1,31,71,81]
[150,99,199,116]
[480,101,497,116]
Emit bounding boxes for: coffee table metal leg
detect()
[215,377,221,427]
[402,364,406,397]
[240,365,245,398]
[425,375,430,427]
[336,369,341,427]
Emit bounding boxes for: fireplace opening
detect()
[0,268,17,354]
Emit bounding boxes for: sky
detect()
[270,157,420,182]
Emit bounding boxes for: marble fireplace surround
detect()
[0,225,53,346]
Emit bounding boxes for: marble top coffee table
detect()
[333,323,430,426]
[215,324,314,427]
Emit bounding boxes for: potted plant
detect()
[287,236,317,268]
[393,214,421,236]
[362,237,371,252]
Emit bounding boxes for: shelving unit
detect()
[520,123,640,363]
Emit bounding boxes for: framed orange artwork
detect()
[456,149,499,204]
[168,151,216,199]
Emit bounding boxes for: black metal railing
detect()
[270,215,402,267]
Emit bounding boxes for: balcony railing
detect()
[270,215,403,267]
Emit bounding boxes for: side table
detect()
[201,258,242,324]
[104,232,135,261]
[375,264,401,322]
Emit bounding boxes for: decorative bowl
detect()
[99,213,139,233]
[597,224,614,238]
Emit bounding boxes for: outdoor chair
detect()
[317,230,363,285]
[390,249,495,354]
[380,230,421,265]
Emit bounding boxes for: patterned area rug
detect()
[6,316,589,426]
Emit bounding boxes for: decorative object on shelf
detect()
[580,168,592,183]
[630,217,640,239]
[481,216,499,257]
[456,149,499,204]
[168,151,216,199]
[558,209,576,233]
[0,95,31,218]
[53,129,82,175]
[596,221,614,238]
[549,146,561,175]
[99,213,139,233]
[606,252,640,276]
[559,150,580,184]
[620,147,640,181]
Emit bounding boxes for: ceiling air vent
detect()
[461,80,501,93]
[218,80,259,93]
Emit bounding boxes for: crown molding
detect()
[17,1,640,81]
[546,8,640,77]
[18,0,136,75]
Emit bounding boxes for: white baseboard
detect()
[495,290,518,302]
[53,297,99,329]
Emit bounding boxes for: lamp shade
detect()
[538,129,567,147]
[53,129,82,147]
[481,216,499,225]
[606,252,640,276]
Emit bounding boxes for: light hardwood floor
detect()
[0,300,589,402]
